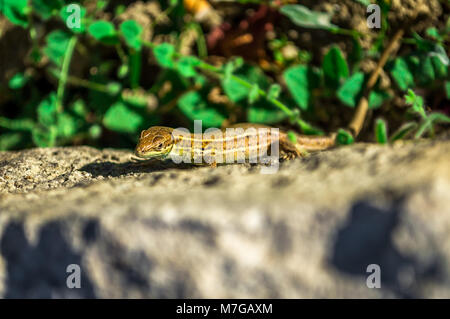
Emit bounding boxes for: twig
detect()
[348,28,405,137]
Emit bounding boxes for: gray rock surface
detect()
[0,137,450,298]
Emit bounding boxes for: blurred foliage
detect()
[0,0,449,151]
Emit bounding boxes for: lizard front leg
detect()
[209,161,217,168]
[279,138,308,160]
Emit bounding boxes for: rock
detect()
[0,137,450,298]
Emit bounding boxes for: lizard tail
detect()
[295,133,337,151]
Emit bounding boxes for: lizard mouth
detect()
[134,145,173,159]
[135,150,165,159]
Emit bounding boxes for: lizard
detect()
[134,123,336,166]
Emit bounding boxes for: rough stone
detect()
[0,136,450,298]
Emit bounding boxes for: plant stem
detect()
[27,10,41,63]
[129,49,141,89]
[0,117,35,131]
[56,36,78,113]
[150,4,176,29]
[331,27,362,39]
[190,22,208,58]
[50,66,112,93]
[66,76,110,93]
[115,44,128,64]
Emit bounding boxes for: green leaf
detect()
[57,112,78,138]
[413,112,450,139]
[70,99,88,118]
[404,89,426,119]
[223,63,233,80]
[287,131,297,143]
[267,84,281,100]
[280,4,337,30]
[248,84,260,104]
[178,91,226,128]
[60,4,87,33]
[430,55,447,79]
[119,20,142,50]
[369,89,391,109]
[348,37,363,64]
[288,108,301,124]
[248,102,287,124]
[0,133,24,150]
[9,72,28,89]
[153,43,176,68]
[417,55,435,84]
[389,57,414,91]
[106,82,122,96]
[222,77,248,103]
[97,0,108,10]
[103,101,144,133]
[222,64,269,103]
[194,74,206,87]
[415,118,433,138]
[353,0,371,5]
[389,122,417,142]
[44,30,71,67]
[337,72,365,108]
[428,44,449,67]
[89,125,102,139]
[88,21,118,45]
[223,58,244,79]
[1,0,29,27]
[336,129,354,145]
[426,27,440,40]
[412,33,434,52]
[32,0,63,20]
[375,118,388,144]
[414,112,450,139]
[445,81,450,99]
[322,46,349,87]
[117,64,129,78]
[32,126,57,147]
[283,65,320,110]
[37,93,58,126]
[176,56,200,78]
[428,112,450,125]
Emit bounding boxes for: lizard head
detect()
[135,126,174,159]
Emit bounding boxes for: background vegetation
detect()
[0,0,449,150]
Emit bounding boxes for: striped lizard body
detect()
[134,123,335,166]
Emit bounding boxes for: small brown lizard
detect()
[134,123,335,166]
